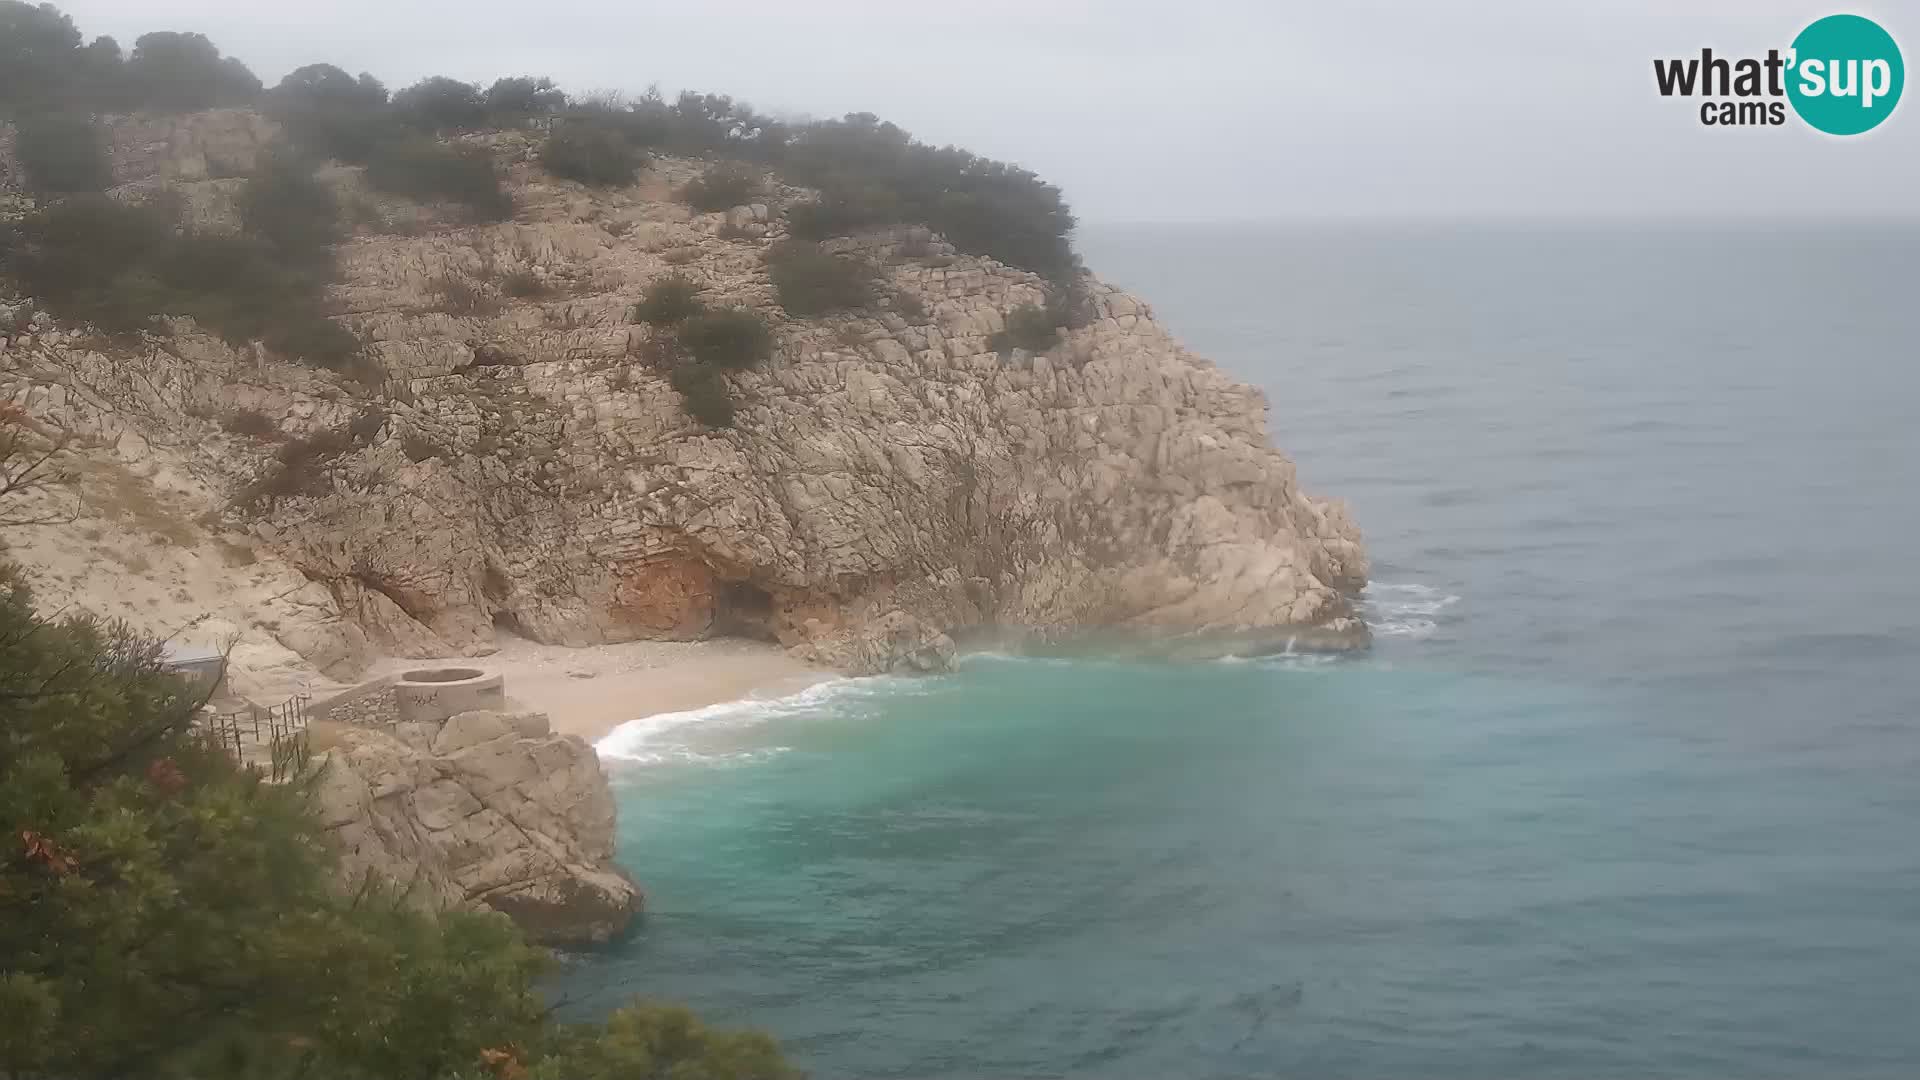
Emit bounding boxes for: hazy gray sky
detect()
[57,0,1920,221]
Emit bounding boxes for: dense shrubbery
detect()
[631,284,768,428]
[681,161,761,212]
[990,303,1061,354]
[0,488,801,1079]
[123,31,260,111]
[0,149,357,368]
[392,75,487,132]
[1,5,258,113]
[362,139,512,221]
[633,273,703,326]
[240,152,340,258]
[541,119,645,187]
[682,308,773,371]
[765,239,879,317]
[671,361,736,428]
[11,111,112,196]
[782,113,1079,284]
[264,63,395,164]
[484,75,567,120]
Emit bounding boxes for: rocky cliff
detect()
[311,705,643,946]
[0,110,1368,681]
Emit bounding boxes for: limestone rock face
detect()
[1,120,1370,680]
[311,709,643,947]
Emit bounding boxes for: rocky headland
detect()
[0,109,1368,686]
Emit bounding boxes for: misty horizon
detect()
[44,0,1919,225]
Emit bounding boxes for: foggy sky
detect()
[53,0,1920,222]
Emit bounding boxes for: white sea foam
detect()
[1360,581,1462,640]
[595,674,907,763]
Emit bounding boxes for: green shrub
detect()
[124,30,260,111]
[0,196,176,335]
[541,120,644,187]
[346,406,387,443]
[681,308,772,371]
[401,432,446,462]
[671,363,735,428]
[0,559,804,1080]
[633,273,703,326]
[892,290,929,320]
[783,114,1077,282]
[363,139,512,221]
[765,239,878,317]
[239,153,338,260]
[0,1,84,109]
[392,75,485,132]
[484,75,566,121]
[533,1002,800,1080]
[220,409,277,438]
[13,111,112,196]
[989,303,1060,354]
[502,270,549,298]
[785,185,904,242]
[681,162,760,212]
[265,63,395,164]
[263,315,361,370]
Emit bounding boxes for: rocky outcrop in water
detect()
[0,112,1368,679]
[310,707,642,947]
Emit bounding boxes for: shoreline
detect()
[363,635,833,744]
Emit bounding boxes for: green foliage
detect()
[0,548,801,1078]
[0,568,550,1079]
[402,432,447,462]
[633,273,704,326]
[765,239,879,317]
[502,270,549,298]
[393,75,486,132]
[0,1,82,108]
[0,183,353,364]
[682,161,761,212]
[892,290,928,321]
[124,30,259,111]
[263,314,361,370]
[533,1002,802,1080]
[0,195,179,335]
[220,408,278,438]
[265,63,395,164]
[989,303,1061,354]
[240,153,340,260]
[363,139,513,221]
[12,110,112,196]
[783,113,1078,282]
[541,119,645,187]
[485,75,567,120]
[681,308,772,371]
[671,362,736,428]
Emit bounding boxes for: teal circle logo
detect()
[1787,14,1904,135]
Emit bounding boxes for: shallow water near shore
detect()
[559,223,1920,1078]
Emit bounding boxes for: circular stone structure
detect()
[393,667,506,725]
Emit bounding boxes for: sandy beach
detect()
[451,635,830,742]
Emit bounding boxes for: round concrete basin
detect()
[394,667,505,725]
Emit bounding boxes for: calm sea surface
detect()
[555,223,1920,1078]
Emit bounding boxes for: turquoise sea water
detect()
[556,224,1920,1078]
